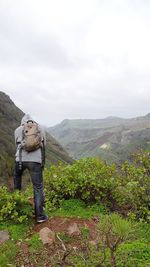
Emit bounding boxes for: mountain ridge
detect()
[48,113,150,162]
[0,91,72,186]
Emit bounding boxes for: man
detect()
[14,114,48,223]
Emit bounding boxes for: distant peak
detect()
[104,116,123,120]
[61,119,70,125]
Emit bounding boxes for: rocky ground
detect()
[14,216,100,267]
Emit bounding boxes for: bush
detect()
[117,241,150,266]
[0,186,32,223]
[113,160,150,221]
[44,158,117,209]
[44,155,150,222]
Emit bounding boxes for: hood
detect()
[21,114,33,125]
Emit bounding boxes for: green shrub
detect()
[133,150,150,175]
[44,158,117,209]
[44,155,150,222]
[117,241,150,266]
[136,222,150,242]
[0,186,32,223]
[98,213,134,267]
[113,160,150,221]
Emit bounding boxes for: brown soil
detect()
[15,216,100,267]
[33,216,98,240]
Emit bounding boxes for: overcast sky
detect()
[0,0,150,126]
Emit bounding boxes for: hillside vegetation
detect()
[0,92,23,185]
[0,151,150,266]
[0,91,149,265]
[49,115,150,162]
[0,91,72,186]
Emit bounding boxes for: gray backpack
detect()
[22,120,42,152]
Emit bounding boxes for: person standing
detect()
[14,114,48,223]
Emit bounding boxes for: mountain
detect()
[48,115,150,163]
[0,91,72,186]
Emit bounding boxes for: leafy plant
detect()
[98,213,134,267]
[44,155,150,222]
[114,159,150,221]
[0,186,32,223]
[117,241,150,266]
[44,158,117,208]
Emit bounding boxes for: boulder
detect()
[39,227,55,245]
[0,230,10,244]
[67,223,81,236]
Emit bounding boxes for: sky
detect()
[0,0,150,126]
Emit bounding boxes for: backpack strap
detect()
[18,127,25,170]
[18,144,22,170]
[41,140,45,168]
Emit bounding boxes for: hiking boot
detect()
[36,214,48,223]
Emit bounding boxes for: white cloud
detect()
[0,0,150,126]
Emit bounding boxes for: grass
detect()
[136,222,150,242]
[117,241,150,267]
[49,198,108,218]
[0,199,107,266]
[57,232,72,243]
[0,222,31,241]
[0,240,19,267]
[0,199,150,267]
[80,226,90,239]
[0,220,33,266]
[27,233,43,252]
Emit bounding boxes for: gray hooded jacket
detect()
[15,114,46,163]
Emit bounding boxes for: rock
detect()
[0,230,10,244]
[67,223,81,236]
[20,243,29,253]
[39,227,55,245]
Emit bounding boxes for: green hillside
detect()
[48,115,150,163]
[0,153,150,266]
[0,91,72,186]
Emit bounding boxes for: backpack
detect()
[22,120,42,152]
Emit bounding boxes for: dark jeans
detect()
[14,161,44,218]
